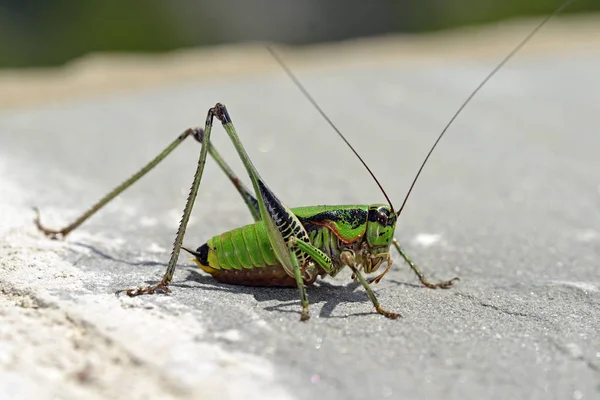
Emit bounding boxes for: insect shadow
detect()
[180,268,381,319]
[72,242,167,267]
[72,241,404,318]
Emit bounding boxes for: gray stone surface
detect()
[1,37,599,399]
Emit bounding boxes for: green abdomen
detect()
[193,222,300,287]
[193,204,370,286]
[206,222,277,270]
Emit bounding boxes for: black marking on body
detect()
[195,243,210,266]
[258,180,307,240]
[258,179,310,263]
[297,208,367,231]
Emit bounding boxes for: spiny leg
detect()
[34,129,201,239]
[112,103,314,316]
[289,249,310,321]
[289,237,335,321]
[118,107,219,296]
[213,103,324,321]
[34,126,261,239]
[392,239,458,289]
[341,251,399,319]
[195,130,260,221]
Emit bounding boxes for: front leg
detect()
[341,251,399,319]
[392,239,459,289]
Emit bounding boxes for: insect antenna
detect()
[395,0,576,217]
[266,46,397,214]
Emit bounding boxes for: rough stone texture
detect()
[1,18,599,400]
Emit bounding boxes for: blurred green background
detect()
[0,0,597,68]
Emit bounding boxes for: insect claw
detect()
[300,308,310,322]
[368,276,383,285]
[155,284,172,295]
[115,282,172,297]
[420,276,459,289]
[33,207,66,240]
[442,277,461,288]
[376,306,400,320]
[368,268,389,284]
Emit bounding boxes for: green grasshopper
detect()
[34,0,573,321]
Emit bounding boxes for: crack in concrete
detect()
[453,292,545,322]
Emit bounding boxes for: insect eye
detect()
[377,212,388,226]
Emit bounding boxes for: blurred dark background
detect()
[0,0,597,68]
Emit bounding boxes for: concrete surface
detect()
[1,18,600,400]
